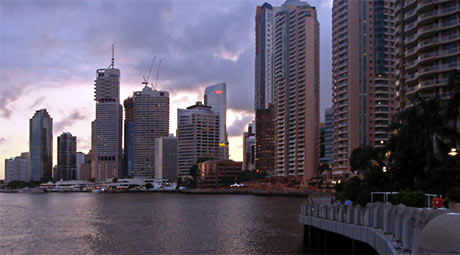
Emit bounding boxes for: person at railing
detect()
[344,199,352,207]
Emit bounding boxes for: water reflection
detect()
[0,193,308,254]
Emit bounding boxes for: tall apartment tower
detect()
[30,109,53,182]
[204,83,228,159]
[4,152,30,184]
[57,132,77,180]
[332,0,396,171]
[131,86,169,178]
[274,0,320,182]
[92,51,123,181]
[123,97,134,178]
[177,102,220,179]
[255,3,279,110]
[155,135,178,180]
[255,3,279,176]
[395,0,460,109]
[323,108,333,165]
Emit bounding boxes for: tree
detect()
[349,146,380,172]
[145,183,153,190]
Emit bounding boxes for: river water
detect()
[0,193,309,254]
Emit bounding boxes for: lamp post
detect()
[448,148,458,157]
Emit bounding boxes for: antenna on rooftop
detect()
[153,60,162,90]
[109,44,115,69]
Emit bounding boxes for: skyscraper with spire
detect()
[92,46,123,181]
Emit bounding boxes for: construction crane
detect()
[142,56,157,87]
[153,60,162,90]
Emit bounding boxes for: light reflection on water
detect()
[0,193,308,254]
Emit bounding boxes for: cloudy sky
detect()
[0,0,333,179]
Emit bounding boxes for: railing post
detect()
[346,205,354,224]
[364,203,374,226]
[393,204,407,243]
[353,205,361,225]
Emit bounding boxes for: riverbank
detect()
[0,187,332,198]
[180,188,319,197]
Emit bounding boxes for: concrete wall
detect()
[299,202,456,254]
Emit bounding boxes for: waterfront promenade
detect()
[299,201,460,254]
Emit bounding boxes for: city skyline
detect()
[0,0,333,179]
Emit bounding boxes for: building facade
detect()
[177,102,220,178]
[57,132,77,180]
[321,108,333,165]
[204,83,229,159]
[255,3,280,110]
[92,56,123,181]
[154,135,177,180]
[255,3,279,177]
[197,160,242,188]
[4,152,30,184]
[30,109,53,182]
[255,104,276,175]
[274,0,320,182]
[332,0,397,171]
[76,152,85,180]
[123,96,134,178]
[131,86,169,178]
[243,121,256,171]
[395,0,460,109]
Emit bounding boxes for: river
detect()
[0,193,309,254]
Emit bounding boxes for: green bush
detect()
[335,177,370,206]
[391,189,425,207]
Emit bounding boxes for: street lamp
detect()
[448,148,458,157]
[382,166,387,173]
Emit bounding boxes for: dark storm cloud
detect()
[1,0,332,133]
[54,109,88,133]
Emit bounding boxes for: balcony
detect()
[404,7,417,19]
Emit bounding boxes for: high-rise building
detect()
[204,83,228,159]
[332,0,396,171]
[4,152,30,184]
[30,109,53,182]
[129,86,169,178]
[92,51,123,181]
[323,108,333,165]
[255,3,280,110]
[395,0,460,109]
[255,104,276,175]
[76,152,85,180]
[123,97,134,178]
[274,0,320,182]
[320,122,326,163]
[243,121,256,171]
[177,102,220,179]
[57,132,77,180]
[80,152,93,181]
[255,3,279,177]
[155,134,178,180]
